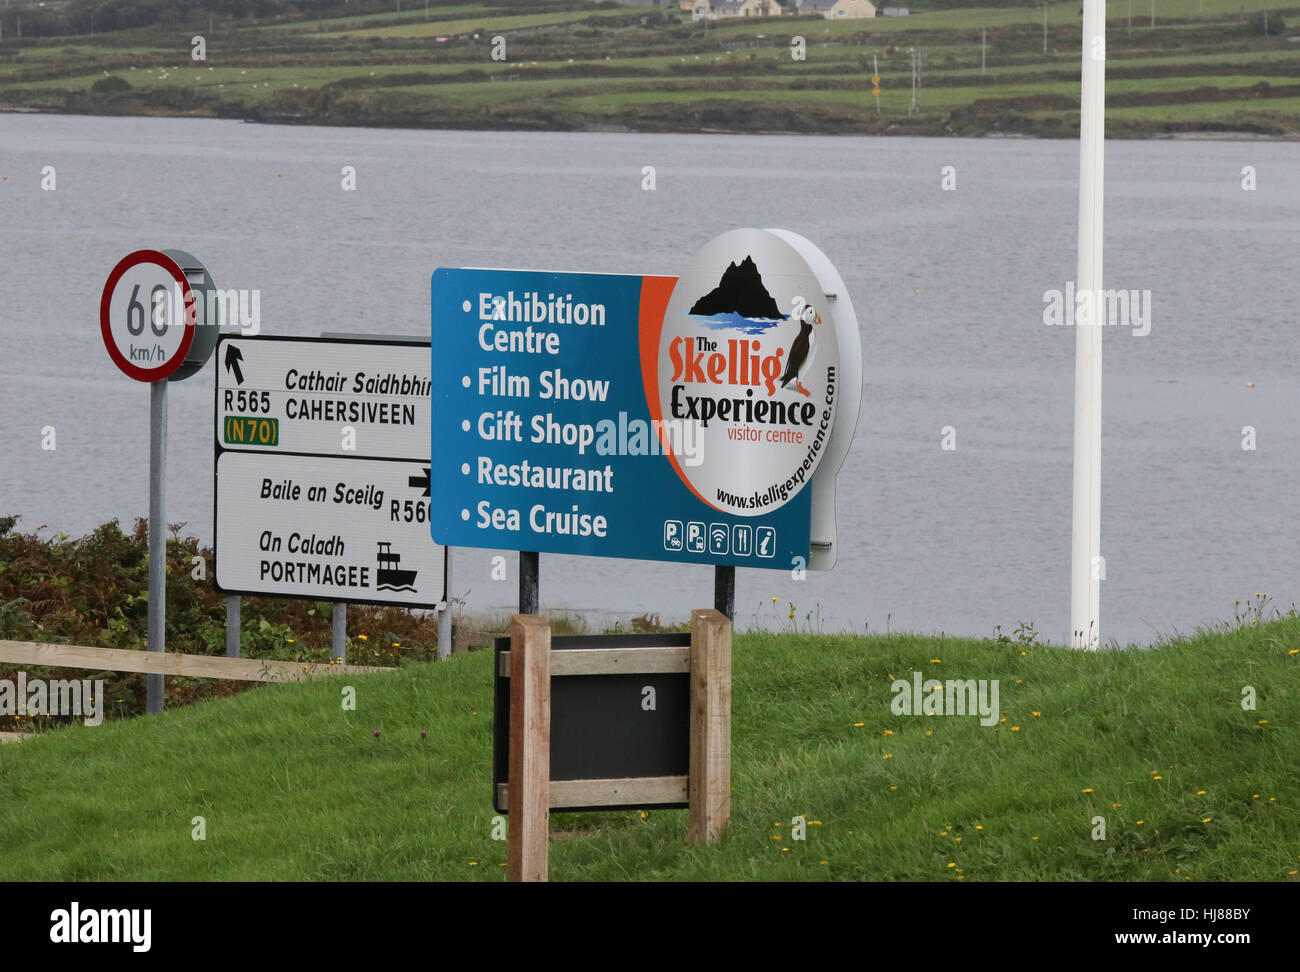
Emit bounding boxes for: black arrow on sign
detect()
[408,467,431,497]
[224,344,245,385]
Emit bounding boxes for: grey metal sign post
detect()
[438,545,451,660]
[332,603,347,663]
[146,379,168,712]
[225,596,240,657]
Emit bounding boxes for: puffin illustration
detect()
[779,302,821,397]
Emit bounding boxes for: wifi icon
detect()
[708,523,729,556]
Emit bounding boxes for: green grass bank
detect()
[2,613,1296,881]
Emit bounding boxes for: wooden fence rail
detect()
[0,639,392,684]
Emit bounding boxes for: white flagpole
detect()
[1071,0,1105,650]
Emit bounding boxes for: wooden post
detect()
[688,608,731,845]
[713,565,734,621]
[507,614,551,882]
[519,551,539,614]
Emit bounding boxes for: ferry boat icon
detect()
[375,542,418,593]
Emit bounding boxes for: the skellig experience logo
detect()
[649,229,840,517]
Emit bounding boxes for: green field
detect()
[319,7,641,39]
[2,609,1296,881]
[265,4,494,33]
[0,2,1295,145]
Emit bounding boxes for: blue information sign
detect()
[430,230,847,569]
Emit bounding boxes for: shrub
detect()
[90,75,132,95]
[1246,10,1285,35]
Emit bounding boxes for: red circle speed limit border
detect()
[100,249,197,382]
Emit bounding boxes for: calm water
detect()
[1,114,1297,644]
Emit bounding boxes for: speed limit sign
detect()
[100,249,212,382]
[98,247,220,716]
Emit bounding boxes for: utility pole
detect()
[873,52,881,118]
[908,48,915,114]
[1150,0,1155,27]
[1127,0,1132,36]
[1043,3,1049,55]
[981,26,987,74]
[908,47,921,114]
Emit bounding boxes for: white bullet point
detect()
[462,375,471,388]
[461,299,471,313]
[461,419,470,432]
[461,463,470,475]
[460,508,470,521]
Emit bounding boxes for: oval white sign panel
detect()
[648,228,840,517]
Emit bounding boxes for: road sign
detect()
[429,228,860,570]
[216,336,431,459]
[215,452,443,607]
[214,335,443,607]
[101,247,218,714]
[493,632,691,813]
[100,249,197,382]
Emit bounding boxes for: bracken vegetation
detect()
[0,515,440,728]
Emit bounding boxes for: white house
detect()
[696,0,784,20]
[798,0,877,18]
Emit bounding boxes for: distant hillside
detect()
[1,0,1296,137]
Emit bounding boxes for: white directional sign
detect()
[216,336,430,459]
[214,335,443,607]
[215,452,443,607]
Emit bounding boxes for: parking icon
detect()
[664,520,683,551]
[708,523,729,556]
[755,526,776,558]
[685,521,706,554]
[731,524,753,557]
